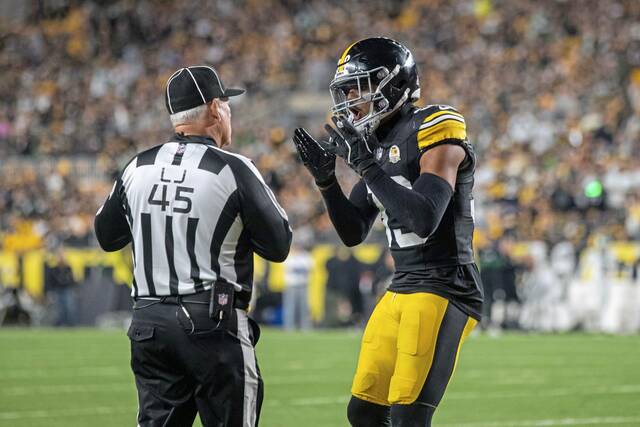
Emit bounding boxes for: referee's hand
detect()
[292,128,336,187]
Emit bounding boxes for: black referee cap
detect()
[164,65,244,114]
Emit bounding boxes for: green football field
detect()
[0,329,638,427]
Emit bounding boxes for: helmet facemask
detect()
[330,65,408,137]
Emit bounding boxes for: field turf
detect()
[0,329,638,426]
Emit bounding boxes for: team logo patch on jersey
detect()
[375,147,384,161]
[176,143,186,155]
[389,145,401,163]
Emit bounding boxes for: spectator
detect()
[0,287,32,326]
[324,248,364,326]
[44,248,77,326]
[283,238,313,330]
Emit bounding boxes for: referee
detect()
[94,65,292,427]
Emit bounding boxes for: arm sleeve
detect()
[320,179,379,247]
[233,159,292,263]
[94,178,131,252]
[362,165,453,239]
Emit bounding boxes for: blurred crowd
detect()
[1,0,640,271]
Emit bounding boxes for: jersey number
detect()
[367,175,428,249]
[148,184,194,214]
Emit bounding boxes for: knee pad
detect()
[347,396,391,427]
[390,402,436,427]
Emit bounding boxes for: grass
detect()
[0,329,639,426]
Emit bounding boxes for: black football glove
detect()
[324,116,377,177]
[292,127,336,186]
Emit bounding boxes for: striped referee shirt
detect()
[94,133,292,306]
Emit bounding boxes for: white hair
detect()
[169,103,209,127]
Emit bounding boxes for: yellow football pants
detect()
[351,291,477,406]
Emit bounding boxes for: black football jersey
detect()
[367,104,483,319]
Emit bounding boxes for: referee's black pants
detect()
[127,296,263,427]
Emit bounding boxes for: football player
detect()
[293,37,484,427]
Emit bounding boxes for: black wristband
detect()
[316,174,337,189]
[361,163,385,183]
[356,158,377,177]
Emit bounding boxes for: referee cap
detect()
[165,65,244,114]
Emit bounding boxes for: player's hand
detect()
[292,127,336,187]
[324,116,377,177]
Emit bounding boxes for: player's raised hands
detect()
[292,127,336,187]
[324,116,377,177]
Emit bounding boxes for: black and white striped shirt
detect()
[95,133,292,306]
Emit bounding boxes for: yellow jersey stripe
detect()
[420,119,466,141]
[420,114,465,130]
[417,119,466,149]
[421,109,464,126]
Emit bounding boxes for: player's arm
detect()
[319,179,379,247]
[364,145,463,238]
[94,177,131,252]
[325,115,463,239]
[231,157,292,263]
[292,128,377,247]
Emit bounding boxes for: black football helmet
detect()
[329,37,420,136]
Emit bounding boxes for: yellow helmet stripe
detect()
[336,40,359,72]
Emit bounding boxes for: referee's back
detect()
[94,65,290,427]
[95,133,292,308]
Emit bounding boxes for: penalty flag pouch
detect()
[210,281,235,322]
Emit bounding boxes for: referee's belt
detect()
[134,290,249,310]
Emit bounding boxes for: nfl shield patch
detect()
[218,293,229,306]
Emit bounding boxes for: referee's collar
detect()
[173,132,218,146]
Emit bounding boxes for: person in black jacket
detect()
[45,248,77,327]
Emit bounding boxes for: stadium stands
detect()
[1,0,639,330]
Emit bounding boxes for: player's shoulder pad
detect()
[414,104,466,150]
